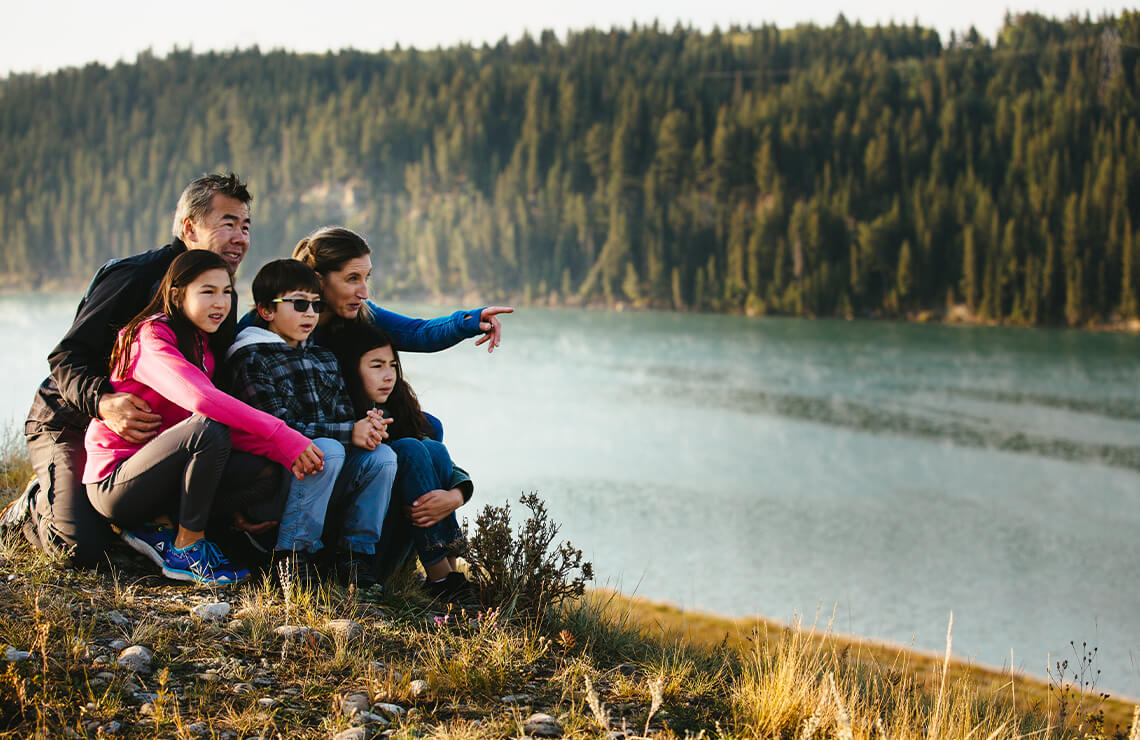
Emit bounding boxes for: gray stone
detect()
[374,702,405,717]
[107,610,130,627]
[351,711,390,727]
[3,646,30,662]
[232,683,254,694]
[524,713,563,738]
[257,697,278,708]
[227,619,245,631]
[191,602,231,621]
[116,646,152,674]
[274,625,325,644]
[332,729,369,740]
[326,619,364,641]
[93,654,112,665]
[186,722,209,736]
[501,693,533,705]
[101,720,122,734]
[96,671,116,682]
[408,679,429,698]
[108,639,129,652]
[134,692,161,703]
[342,692,371,718]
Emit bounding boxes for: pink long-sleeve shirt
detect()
[83,316,311,483]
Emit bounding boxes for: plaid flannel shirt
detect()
[226,328,356,443]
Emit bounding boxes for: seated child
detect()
[225,259,393,589]
[328,323,476,604]
[83,250,321,586]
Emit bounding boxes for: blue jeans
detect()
[389,438,463,567]
[330,444,397,555]
[276,438,345,554]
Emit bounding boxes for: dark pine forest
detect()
[1,12,1139,326]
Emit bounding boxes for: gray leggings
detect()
[87,415,230,532]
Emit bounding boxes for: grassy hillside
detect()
[1,431,1135,738]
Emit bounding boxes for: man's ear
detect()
[182,218,197,244]
[256,303,276,322]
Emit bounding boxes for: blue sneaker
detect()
[161,539,249,585]
[120,525,174,568]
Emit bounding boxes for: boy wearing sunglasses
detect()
[225,259,394,590]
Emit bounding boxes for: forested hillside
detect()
[1,12,1138,325]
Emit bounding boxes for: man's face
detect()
[183,194,251,274]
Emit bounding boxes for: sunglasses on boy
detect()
[273,297,327,313]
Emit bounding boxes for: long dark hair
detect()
[327,323,432,441]
[110,250,235,379]
[292,226,373,323]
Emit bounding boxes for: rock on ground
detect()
[274,625,326,644]
[3,646,31,662]
[332,728,369,740]
[341,692,371,718]
[116,645,152,674]
[325,619,364,641]
[191,602,231,621]
[374,702,406,717]
[524,713,564,738]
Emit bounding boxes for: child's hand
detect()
[352,417,386,450]
[366,408,393,440]
[405,488,464,528]
[291,442,325,479]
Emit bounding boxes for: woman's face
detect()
[358,345,398,404]
[179,268,233,334]
[319,256,372,319]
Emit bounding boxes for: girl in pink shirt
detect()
[84,250,323,585]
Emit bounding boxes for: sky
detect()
[0,0,1128,78]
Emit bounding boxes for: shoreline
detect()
[5,280,1139,335]
[604,589,1140,718]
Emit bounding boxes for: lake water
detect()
[3,293,1139,697]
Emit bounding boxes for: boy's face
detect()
[259,290,321,347]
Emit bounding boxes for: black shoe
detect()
[336,550,377,591]
[424,572,479,607]
[272,551,321,591]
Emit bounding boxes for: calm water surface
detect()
[3,293,1139,696]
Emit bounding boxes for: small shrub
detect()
[463,492,593,620]
[1048,640,1112,736]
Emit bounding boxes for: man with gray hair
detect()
[1,173,255,567]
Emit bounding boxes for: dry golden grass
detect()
[595,589,1138,738]
[1,440,1136,739]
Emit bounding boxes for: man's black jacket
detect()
[26,240,190,435]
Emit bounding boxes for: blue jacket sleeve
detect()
[366,302,485,353]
